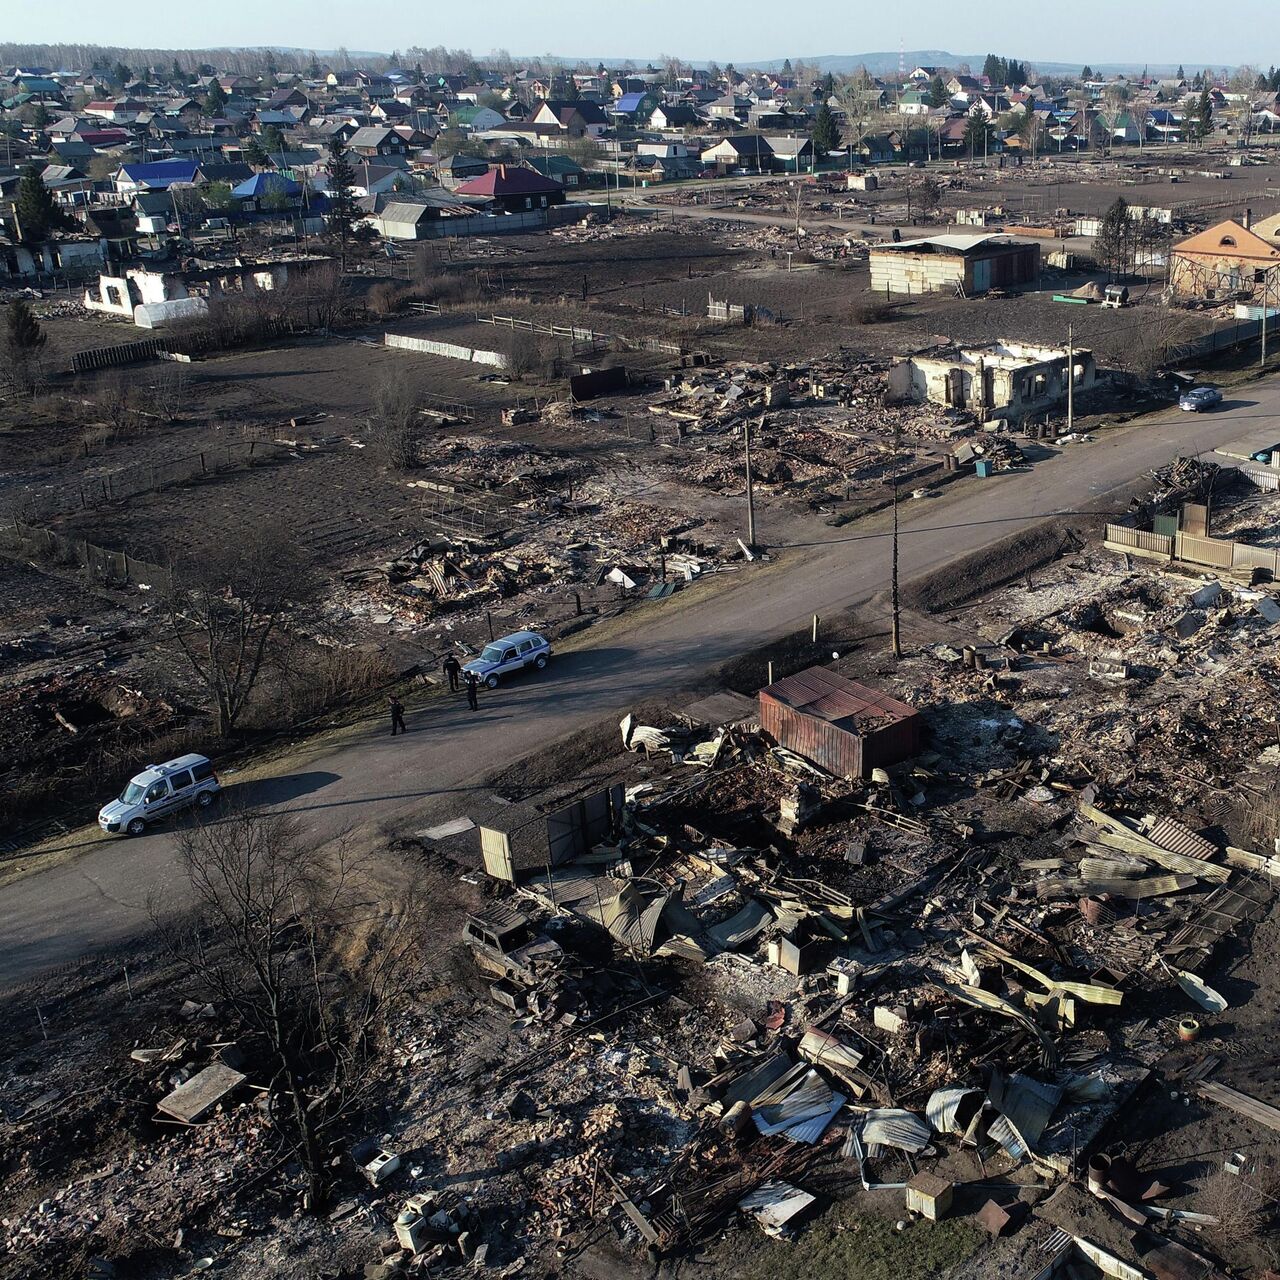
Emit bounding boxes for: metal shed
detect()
[758,667,923,779]
[479,784,625,882]
[869,234,1040,296]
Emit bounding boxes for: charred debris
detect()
[11,455,1280,1280]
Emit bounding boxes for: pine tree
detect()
[1177,65,1185,81]
[4,299,46,395]
[243,137,270,167]
[782,58,794,78]
[928,74,949,108]
[15,164,70,244]
[1097,197,1133,279]
[6,299,45,352]
[984,54,1001,82]
[1194,87,1213,141]
[964,106,989,158]
[811,102,839,155]
[203,80,227,116]
[1082,65,1094,81]
[325,140,359,270]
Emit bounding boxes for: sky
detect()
[7,0,1279,69]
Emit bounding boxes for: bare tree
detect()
[166,530,317,737]
[1228,67,1258,146]
[1109,305,1202,383]
[95,368,137,437]
[367,380,419,470]
[906,175,943,223]
[148,361,189,423]
[835,80,880,165]
[156,810,420,1212]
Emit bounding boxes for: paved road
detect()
[4,382,1279,987]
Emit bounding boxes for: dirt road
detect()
[3,381,1276,988]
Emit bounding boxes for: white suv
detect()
[98,754,221,836]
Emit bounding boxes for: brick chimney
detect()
[1244,207,1253,230]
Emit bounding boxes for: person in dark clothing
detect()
[442,654,462,692]
[389,695,406,736]
[465,671,479,712]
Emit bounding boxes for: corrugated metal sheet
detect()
[1146,816,1217,862]
[988,1070,1063,1150]
[754,1069,834,1134]
[738,1181,815,1237]
[720,1051,792,1112]
[771,1090,846,1144]
[860,1108,930,1153]
[760,667,917,727]
[926,1087,982,1135]
[799,1028,864,1081]
[987,1114,1027,1159]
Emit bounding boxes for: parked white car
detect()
[98,753,221,836]
[463,630,552,688]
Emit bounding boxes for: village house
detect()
[649,104,699,131]
[1169,218,1280,302]
[531,100,607,139]
[700,134,773,174]
[452,163,566,212]
[345,126,411,161]
[359,192,474,239]
[435,153,490,189]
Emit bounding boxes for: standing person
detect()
[389,694,406,736]
[465,671,479,712]
[442,653,462,692]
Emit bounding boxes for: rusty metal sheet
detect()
[1146,816,1218,862]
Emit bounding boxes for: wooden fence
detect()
[1,518,170,590]
[1105,522,1280,576]
[75,439,291,511]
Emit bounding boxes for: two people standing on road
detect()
[388,660,480,739]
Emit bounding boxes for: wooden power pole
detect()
[891,419,902,659]
[744,416,758,547]
[1066,323,1074,434]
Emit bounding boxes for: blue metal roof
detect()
[232,172,301,199]
[615,91,649,112]
[119,160,201,188]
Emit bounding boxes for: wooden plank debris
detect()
[1197,1080,1280,1133]
[156,1063,246,1124]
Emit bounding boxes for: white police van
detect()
[98,754,221,836]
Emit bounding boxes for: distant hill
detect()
[555,49,1193,77]
[743,51,1187,77]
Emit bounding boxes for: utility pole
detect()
[891,419,902,659]
[744,416,758,547]
[1263,268,1274,369]
[1066,323,1074,434]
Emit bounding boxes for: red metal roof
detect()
[760,667,918,731]
[454,163,563,197]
